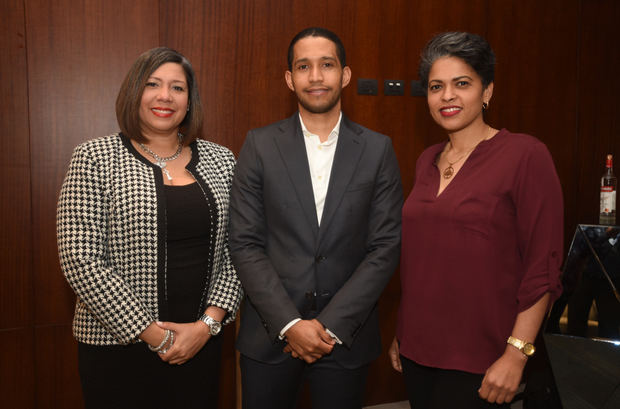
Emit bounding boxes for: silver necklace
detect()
[138,134,183,181]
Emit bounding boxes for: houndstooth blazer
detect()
[57,133,242,345]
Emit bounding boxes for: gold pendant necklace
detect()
[442,148,474,179]
[442,126,494,179]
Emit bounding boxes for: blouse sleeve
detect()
[57,143,154,344]
[513,141,564,312]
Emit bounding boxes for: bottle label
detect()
[600,190,616,213]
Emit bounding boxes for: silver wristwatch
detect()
[199,314,222,336]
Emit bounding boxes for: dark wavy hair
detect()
[115,47,203,145]
[418,32,496,95]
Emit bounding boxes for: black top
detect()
[163,182,214,322]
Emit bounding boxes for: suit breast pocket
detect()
[346,181,374,193]
[343,181,374,217]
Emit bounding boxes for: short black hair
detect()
[287,27,346,70]
[418,32,496,94]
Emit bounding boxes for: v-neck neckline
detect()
[431,128,504,199]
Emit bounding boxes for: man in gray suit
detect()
[230,27,402,409]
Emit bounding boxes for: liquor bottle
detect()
[599,154,617,225]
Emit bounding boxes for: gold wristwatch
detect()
[507,336,535,357]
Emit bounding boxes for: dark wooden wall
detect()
[1,0,618,408]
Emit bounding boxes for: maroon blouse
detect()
[396,129,564,374]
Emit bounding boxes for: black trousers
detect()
[78,335,222,409]
[401,356,511,409]
[240,353,369,409]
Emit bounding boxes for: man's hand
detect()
[282,319,334,363]
[388,337,402,372]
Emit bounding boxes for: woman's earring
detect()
[482,101,489,110]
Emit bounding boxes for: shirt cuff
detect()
[325,328,343,345]
[278,318,301,340]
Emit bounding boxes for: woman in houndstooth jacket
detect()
[57,47,242,409]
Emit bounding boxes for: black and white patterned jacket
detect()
[57,133,242,345]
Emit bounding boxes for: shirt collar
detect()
[299,112,342,144]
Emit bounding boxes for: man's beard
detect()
[297,87,341,114]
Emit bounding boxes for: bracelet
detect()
[159,331,175,355]
[148,329,171,352]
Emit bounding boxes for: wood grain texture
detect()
[24,0,158,407]
[34,325,82,409]
[159,0,296,154]
[161,0,608,406]
[575,0,620,227]
[486,0,580,251]
[5,0,619,408]
[0,328,35,409]
[0,0,33,330]
[1,2,35,406]
[216,322,237,409]
[26,0,160,325]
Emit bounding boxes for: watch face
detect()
[523,343,536,356]
[211,321,222,335]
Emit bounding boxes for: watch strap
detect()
[507,336,535,356]
[199,314,222,335]
[507,336,525,349]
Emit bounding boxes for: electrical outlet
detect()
[357,78,378,95]
[384,80,404,96]
[411,80,425,97]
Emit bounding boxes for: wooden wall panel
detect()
[160,0,602,406]
[575,0,620,226]
[26,0,160,326]
[25,0,159,407]
[0,0,33,329]
[0,328,35,409]
[0,0,34,407]
[347,0,490,198]
[486,0,580,251]
[34,326,81,409]
[159,0,306,155]
[3,0,618,408]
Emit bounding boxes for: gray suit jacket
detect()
[230,113,402,368]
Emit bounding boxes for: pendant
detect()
[157,161,173,181]
[443,165,454,179]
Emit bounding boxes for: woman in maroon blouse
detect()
[389,32,564,408]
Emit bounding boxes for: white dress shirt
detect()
[279,113,343,344]
[301,112,341,224]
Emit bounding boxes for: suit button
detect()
[315,255,326,262]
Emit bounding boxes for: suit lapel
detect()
[274,114,320,237]
[319,116,365,241]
